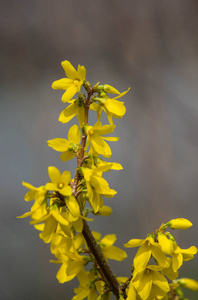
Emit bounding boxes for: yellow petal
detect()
[65,196,80,217]
[62,86,77,103]
[134,243,151,272]
[124,239,145,248]
[48,166,61,183]
[77,105,85,128]
[52,78,73,90]
[97,206,112,216]
[56,263,75,283]
[60,150,75,162]
[61,60,77,79]
[40,216,57,243]
[67,259,85,276]
[93,122,115,135]
[47,138,69,152]
[102,136,119,141]
[100,234,117,246]
[52,209,69,226]
[17,211,32,218]
[158,233,174,255]
[58,104,77,123]
[77,64,86,81]
[61,170,71,185]
[105,99,126,117]
[102,245,127,261]
[68,124,81,144]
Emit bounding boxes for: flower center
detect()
[74,79,79,86]
[58,182,64,189]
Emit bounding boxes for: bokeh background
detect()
[1,0,198,299]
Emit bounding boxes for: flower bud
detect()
[166,218,192,230]
[103,84,120,94]
[179,278,198,291]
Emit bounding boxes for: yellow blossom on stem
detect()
[171,243,197,272]
[85,121,119,158]
[47,125,81,161]
[93,232,127,262]
[124,236,169,272]
[52,60,86,102]
[82,164,117,212]
[91,88,130,124]
[21,181,47,211]
[58,99,85,127]
[45,166,72,196]
[132,265,170,300]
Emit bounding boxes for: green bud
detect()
[98,91,107,98]
[68,143,74,151]
[97,85,104,91]
[83,80,91,90]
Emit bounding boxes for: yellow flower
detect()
[85,121,119,158]
[124,236,169,272]
[93,232,127,262]
[85,155,123,171]
[45,166,72,196]
[47,125,81,161]
[58,99,85,127]
[82,164,117,212]
[101,236,127,262]
[21,181,46,211]
[166,218,193,230]
[172,243,197,272]
[72,269,99,300]
[52,60,86,102]
[132,265,170,300]
[91,88,130,124]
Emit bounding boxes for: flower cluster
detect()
[124,218,198,300]
[19,61,197,300]
[19,61,129,299]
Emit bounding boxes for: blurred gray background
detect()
[1,0,198,299]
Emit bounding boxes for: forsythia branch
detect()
[19,60,198,300]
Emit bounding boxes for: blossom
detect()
[92,232,127,262]
[21,181,47,211]
[85,121,119,158]
[58,99,85,127]
[171,244,197,272]
[91,88,130,124]
[132,265,170,300]
[47,125,81,161]
[124,236,169,272]
[45,166,72,196]
[72,269,99,300]
[52,60,86,102]
[82,164,117,212]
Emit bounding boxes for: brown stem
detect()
[72,87,121,299]
[82,219,120,298]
